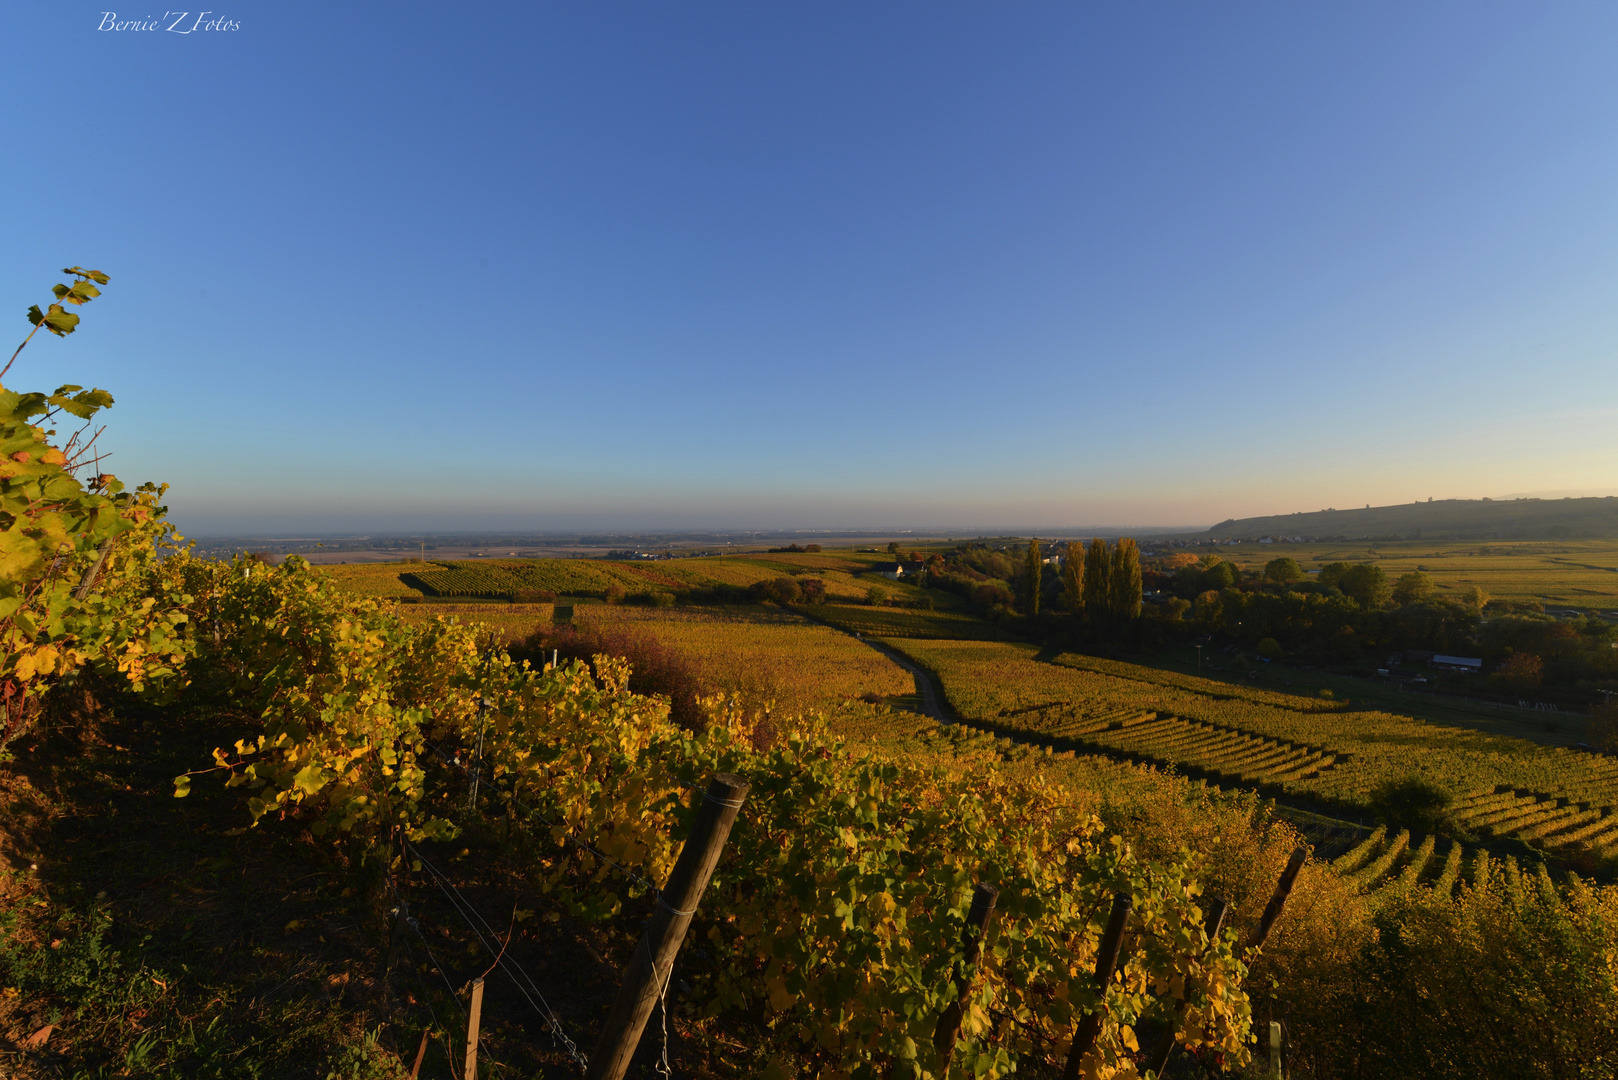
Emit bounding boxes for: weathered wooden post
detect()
[1142,897,1229,1076]
[586,774,750,1080]
[932,882,999,1074]
[1061,893,1132,1080]
[464,978,486,1080]
[1246,848,1307,955]
[1268,1020,1283,1076]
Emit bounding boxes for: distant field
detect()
[1208,538,1618,610]
[317,550,938,605]
[394,602,554,642]
[316,560,428,598]
[812,603,1002,639]
[572,605,919,721]
[889,638,1618,855]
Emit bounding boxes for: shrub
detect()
[1257,637,1283,659]
[1368,775,1453,833]
[970,582,1013,613]
[1587,699,1618,753]
[865,584,890,606]
[510,620,706,730]
[604,582,626,604]
[1304,863,1618,1079]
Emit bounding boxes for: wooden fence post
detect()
[1268,1020,1283,1076]
[1060,893,1132,1080]
[585,774,751,1080]
[464,977,485,1080]
[1246,848,1307,955]
[932,882,999,1074]
[408,1028,431,1080]
[1142,897,1228,1077]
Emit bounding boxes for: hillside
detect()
[1207,496,1618,541]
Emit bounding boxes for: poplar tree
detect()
[1061,540,1084,614]
[1109,537,1143,621]
[1083,537,1111,618]
[1024,537,1042,616]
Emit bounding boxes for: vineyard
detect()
[7,266,1618,1078]
[813,603,1006,640]
[313,560,431,598]
[888,639,1618,858]
[319,553,938,606]
[394,601,555,642]
[570,605,921,719]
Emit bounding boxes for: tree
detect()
[1109,537,1142,622]
[865,583,889,606]
[1492,652,1544,694]
[1338,564,1391,609]
[1060,541,1084,614]
[1202,561,1237,591]
[1393,571,1434,606]
[1083,538,1110,617]
[886,541,900,554]
[1264,557,1304,584]
[1024,538,1042,617]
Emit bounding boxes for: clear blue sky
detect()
[5,2,1617,535]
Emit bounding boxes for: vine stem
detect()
[0,322,42,384]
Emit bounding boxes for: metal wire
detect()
[415,734,741,1077]
[401,919,509,1080]
[396,930,458,1079]
[405,840,589,1071]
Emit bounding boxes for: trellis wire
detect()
[405,840,589,1071]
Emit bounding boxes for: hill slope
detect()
[1207,496,1618,540]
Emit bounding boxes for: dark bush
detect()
[510,621,705,730]
[1369,775,1454,833]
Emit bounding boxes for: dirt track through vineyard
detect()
[793,608,955,724]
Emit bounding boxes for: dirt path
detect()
[789,608,956,724]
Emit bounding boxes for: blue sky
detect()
[5,2,1616,534]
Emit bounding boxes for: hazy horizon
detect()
[7,3,1616,535]
[172,487,1618,540]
